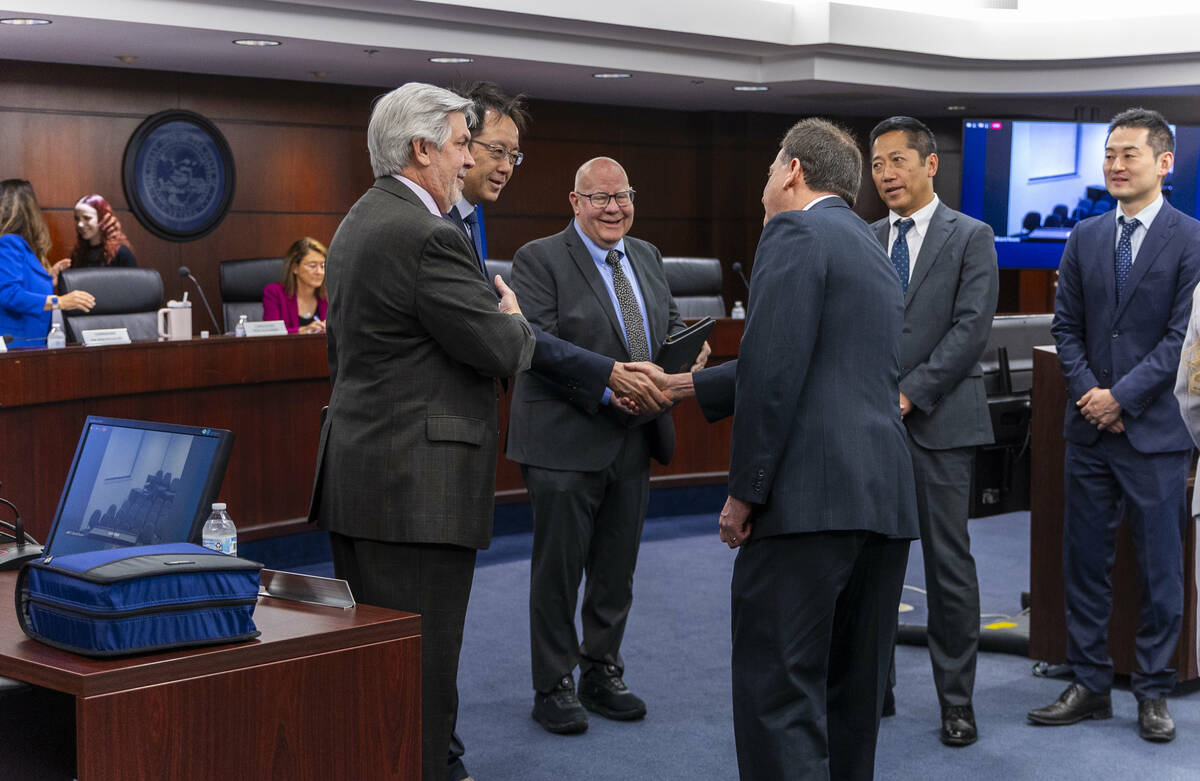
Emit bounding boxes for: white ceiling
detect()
[3,1,1200,118]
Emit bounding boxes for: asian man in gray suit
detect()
[309,82,534,781]
[868,116,998,746]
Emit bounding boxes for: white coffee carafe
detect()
[157,295,193,341]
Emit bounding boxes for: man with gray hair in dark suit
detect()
[309,81,534,781]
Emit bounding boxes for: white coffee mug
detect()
[157,300,193,341]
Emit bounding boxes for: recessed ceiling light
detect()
[115,55,139,64]
[430,56,473,64]
[946,105,967,111]
[593,73,632,79]
[0,17,51,25]
[232,39,281,47]
[733,85,769,92]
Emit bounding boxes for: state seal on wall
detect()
[122,110,235,241]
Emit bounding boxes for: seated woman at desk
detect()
[64,194,137,270]
[263,237,327,334]
[0,179,95,346]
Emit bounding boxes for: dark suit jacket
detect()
[1052,201,1200,454]
[309,176,535,549]
[261,282,328,333]
[506,222,685,471]
[694,199,919,540]
[871,202,998,450]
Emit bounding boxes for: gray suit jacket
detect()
[506,222,685,471]
[309,176,534,549]
[871,202,998,451]
[696,199,919,540]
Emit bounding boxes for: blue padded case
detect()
[15,543,263,657]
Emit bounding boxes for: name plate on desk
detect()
[245,321,288,337]
[81,328,132,347]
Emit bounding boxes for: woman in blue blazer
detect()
[0,179,95,346]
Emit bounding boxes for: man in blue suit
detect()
[643,118,920,780]
[1032,108,1200,742]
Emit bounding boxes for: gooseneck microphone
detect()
[0,482,43,571]
[178,266,221,333]
[731,262,751,293]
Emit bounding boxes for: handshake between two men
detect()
[494,273,711,416]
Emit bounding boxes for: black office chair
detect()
[662,257,726,319]
[219,257,284,332]
[972,314,1054,517]
[59,267,163,342]
[1020,211,1041,234]
[483,259,513,287]
[1051,204,1069,222]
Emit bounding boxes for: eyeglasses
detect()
[300,262,326,272]
[574,189,636,208]
[469,139,523,167]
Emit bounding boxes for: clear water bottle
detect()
[730,300,746,319]
[47,299,66,348]
[201,502,237,555]
[235,315,248,337]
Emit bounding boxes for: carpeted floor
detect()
[282,510,1200,779]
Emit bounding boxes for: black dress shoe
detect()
[1138,698,1175,743]
[578,664,647,721]
[532,675,588,734]
[940,704,977,747]
[881,687,896,718]
[1027,683,1112,725]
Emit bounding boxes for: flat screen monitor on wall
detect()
[960,119,1200,268]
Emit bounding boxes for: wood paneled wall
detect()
[1,59,1052,324]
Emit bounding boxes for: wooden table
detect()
[1,322,744,541]
[0,570,421,780]
[1029,346,1199,680]
[0,335,332,544]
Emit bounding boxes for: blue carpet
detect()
[280,511,1200,779]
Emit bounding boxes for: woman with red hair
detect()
[66,194,137,269]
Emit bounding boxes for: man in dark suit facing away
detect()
[1031,108,1200,743]
[507,156,704,734]
[308,82,535,781]
[639,118,920,780]
[868,115,998,746]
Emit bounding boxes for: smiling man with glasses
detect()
[508,156,707,735]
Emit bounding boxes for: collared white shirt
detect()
[392,174,441,217]
[802,194,840,211]
[1114,194,1163,265]
[886,195,940,284]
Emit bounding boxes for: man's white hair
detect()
[368,82,477,177]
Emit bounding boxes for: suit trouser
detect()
[524,426,651,693]
[731,530,910,781]
[1063,434,1189,699]
[330,533,477,781]
[904,435,979,707]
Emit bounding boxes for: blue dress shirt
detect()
[0,234,52,346]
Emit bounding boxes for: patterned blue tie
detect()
[890,218,915,293]
[1115,216,1140,305]
[462,208,486,266]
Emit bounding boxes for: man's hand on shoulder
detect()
[1078,386,1122,429]
[495,275,522,316]
[610,362,673,414]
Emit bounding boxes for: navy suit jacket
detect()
[1051,200,1200,453]
[694,198,919,540]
